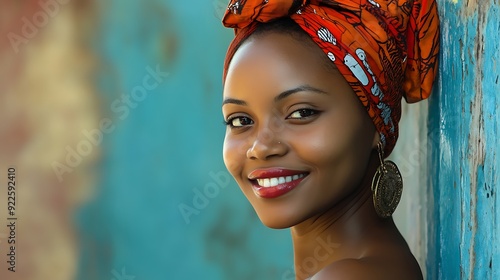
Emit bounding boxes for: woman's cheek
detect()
[223,135,246,177]
[290,122,342,161]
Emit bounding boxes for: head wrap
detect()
[222,0,440,157]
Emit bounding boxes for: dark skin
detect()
[222,31,422,280]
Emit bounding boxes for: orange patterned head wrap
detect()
[222,0,440,156]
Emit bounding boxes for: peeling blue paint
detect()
[428,1,500,279]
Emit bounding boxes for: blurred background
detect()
[0,1,498,280]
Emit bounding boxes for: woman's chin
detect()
[255,211,302,229]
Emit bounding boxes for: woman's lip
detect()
[250,175,307,199]
[248,168,308,180]
[247,168,309,199]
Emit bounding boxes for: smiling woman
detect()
[220,1,439,279]
[223,29,378,228]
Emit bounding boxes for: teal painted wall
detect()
[76,1,292,279]
[427,1,500,279]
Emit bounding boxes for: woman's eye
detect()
[226,116,253,128]
[287,108,319,119]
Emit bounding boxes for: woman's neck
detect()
[290,151,390,279]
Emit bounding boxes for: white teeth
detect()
[255,174,305,188]
[263,178,270,187]
[270,178,279,186]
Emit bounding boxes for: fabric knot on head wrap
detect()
[222,0,440,157]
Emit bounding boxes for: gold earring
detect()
[371,142,403,218]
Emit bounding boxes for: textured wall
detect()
[427,1,500,279]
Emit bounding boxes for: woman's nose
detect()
[246,128,287,160]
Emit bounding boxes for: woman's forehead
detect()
[227,32,336,79]
[223,33,351,105]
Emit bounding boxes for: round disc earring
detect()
[371,142,403,218]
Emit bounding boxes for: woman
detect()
[220,1,440,279]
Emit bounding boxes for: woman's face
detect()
[222,32,378,229]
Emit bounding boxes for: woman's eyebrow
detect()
[274,85,327,102]
[222,98,247,106]
[222,85,327,106]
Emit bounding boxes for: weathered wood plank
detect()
[428,1,500,279]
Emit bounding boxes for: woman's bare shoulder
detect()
[310,255,423,280]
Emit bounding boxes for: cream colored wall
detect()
[391,101,429,277]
